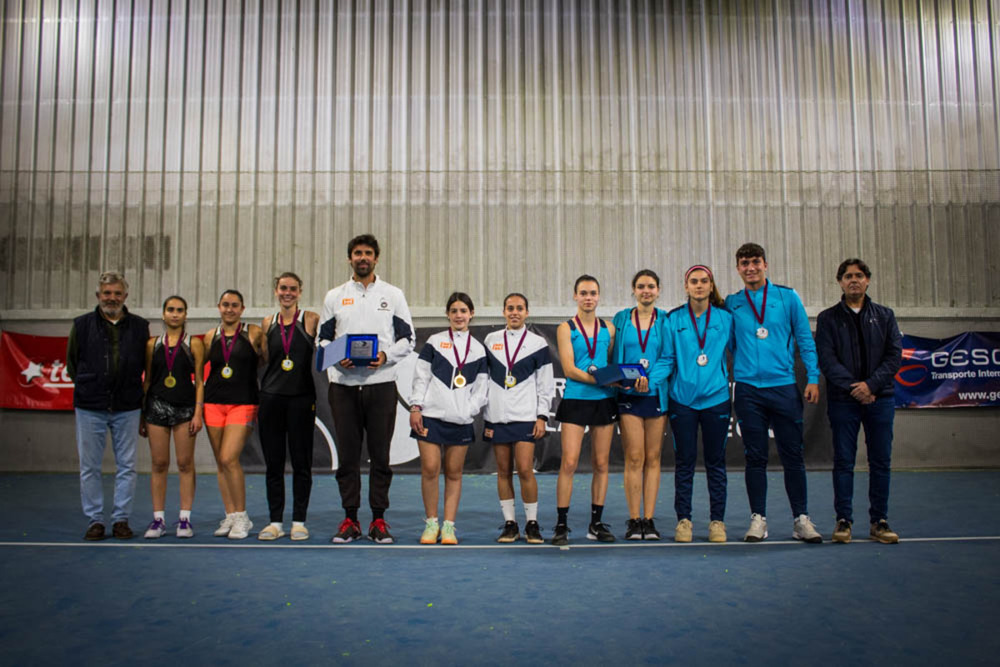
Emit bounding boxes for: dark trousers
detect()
[327,381,397,513]
[259,393,316,523]
[828,397,894,524]
[733,382,808,518]
[668,399,730,522]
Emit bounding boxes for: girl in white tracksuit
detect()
[409,292,488,545]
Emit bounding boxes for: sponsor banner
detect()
[895,332,1000,408]
[0,331,75,410]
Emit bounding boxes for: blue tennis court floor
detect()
[1,470,998,666]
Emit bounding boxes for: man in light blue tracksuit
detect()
[725,243,823,543]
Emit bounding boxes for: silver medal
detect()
[639,358,649,369]
[756,326,769,340]
[696,353,708,367]
[587,365,598,374]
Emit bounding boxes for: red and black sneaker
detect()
[331,517,362,543]
[368,518,395,544]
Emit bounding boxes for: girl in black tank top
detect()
[257,272,321,541]
[139,296,205,539]
[203,289,265,540]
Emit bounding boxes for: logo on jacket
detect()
[378,299,390,311]
[341,298,354,306]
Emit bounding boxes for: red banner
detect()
[0,331,75,410]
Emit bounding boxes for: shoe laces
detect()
[591,521,610,533]
[173,518,192,529]
[370,518,389,533]
[148,518,165,530]
[338,517,357,534]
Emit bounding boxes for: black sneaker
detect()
[587,521,615,543]
[551,523,570,546]
[524,520,544,544]
[642,518,661,540]
[625,518,643,540]
[496,520,521,543]
[331,517,363,543]
[368,518,395,544]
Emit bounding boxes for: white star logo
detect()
[20,361,44,384]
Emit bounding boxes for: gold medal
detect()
[453,373,467,388]
[281,357,294,371]
[504,374,517,388]
[221,365,234,379]
[164,374,177,388]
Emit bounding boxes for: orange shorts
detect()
[203,403,258,428]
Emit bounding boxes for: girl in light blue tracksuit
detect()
[665,265,734,543]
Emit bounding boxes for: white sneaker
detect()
[744,513,768,542]
[144,518,166,539]
[227,513,253,540]
[793,514,823,543]
[175,517,194,538]
[214,514,235,537]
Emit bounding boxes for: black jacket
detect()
[67,306,150,411]
[816,295,902,402]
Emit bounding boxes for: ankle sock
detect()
[500,498,516,522]
[591,504,604,524]
[556,506,569,526]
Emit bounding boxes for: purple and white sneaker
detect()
[175,518,194,538]
[144,518,167,539]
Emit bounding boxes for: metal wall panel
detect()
[1,0,998,319]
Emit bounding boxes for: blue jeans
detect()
[733,383,808,518]
[75,408,141,525]
[669,399,730,522]
[828,397,894,524]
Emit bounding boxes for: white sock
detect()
[226,512,236,520]
[500,498,516,522]
[153,510,165,521]
[292,521,305,529]
[179,509,191,520]
[524,502,538,523]
[269,522,283,531]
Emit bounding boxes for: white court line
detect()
[1,536,999,550]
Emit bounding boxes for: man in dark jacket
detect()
[67,271,150,540]
[816,259,902,545]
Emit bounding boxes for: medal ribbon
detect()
[574,316,599,361]
[743,281,768,326]
[163,333,181,375]
[220,323,242,368]
[687,303,711,351]
[632,308,656,354]
[279,309,299,358]
[504,328,528,373]
[448,329,472,375]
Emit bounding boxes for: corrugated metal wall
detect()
[2,0,998,318]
